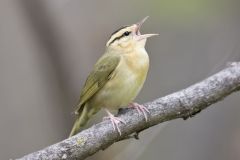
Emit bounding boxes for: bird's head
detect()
[106,17,158,53]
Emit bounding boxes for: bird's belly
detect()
[92,67,147,110]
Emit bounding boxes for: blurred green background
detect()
[0,0,240,159]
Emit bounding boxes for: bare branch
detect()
[18,62,240,160]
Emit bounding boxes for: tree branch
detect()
[18,62,240,160]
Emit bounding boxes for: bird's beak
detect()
[135,16,159,41]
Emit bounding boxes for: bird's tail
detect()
[69,104,89,137]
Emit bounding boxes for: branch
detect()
[18,62,240,160]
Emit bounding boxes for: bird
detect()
[69,17,158,137]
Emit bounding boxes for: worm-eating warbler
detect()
[69,17,158,137]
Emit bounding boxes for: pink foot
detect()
[104,109,126,135]
[129,102,150,121]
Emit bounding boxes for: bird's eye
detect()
[123,31,131,36]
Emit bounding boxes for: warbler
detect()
[69,17,158,137]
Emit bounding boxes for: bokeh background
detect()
[0,0,240,159]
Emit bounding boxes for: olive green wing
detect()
[75,55,121,114]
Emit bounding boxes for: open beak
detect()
[135,16,159,41]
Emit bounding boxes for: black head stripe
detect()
[108,26,131,45]
[110,25,128,36]
[109,34,125,45]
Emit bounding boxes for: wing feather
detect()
[75,54,120,113]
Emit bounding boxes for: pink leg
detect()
[104,109,126,135]
[129,102,150,121]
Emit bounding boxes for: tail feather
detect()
[69,105,89,137]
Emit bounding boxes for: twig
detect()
[18,62,240,160]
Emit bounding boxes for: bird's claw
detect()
[104,110,126,135]
[129,102,150,121]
